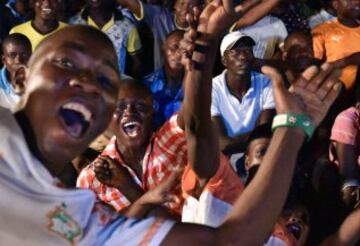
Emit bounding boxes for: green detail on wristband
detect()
[271,113,315,141]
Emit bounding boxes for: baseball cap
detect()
[220,31,256,57]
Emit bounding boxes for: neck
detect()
[164,66,184,87]
[226,71,251,97]
[32,17,58,34]
[14,111,63,177]
[88,7,112,23]
[337,16,360,28]
[115,138,147,175]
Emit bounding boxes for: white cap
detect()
[220,31,255,56]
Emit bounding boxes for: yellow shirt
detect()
[313,19,360,90]
[87,16,141,54]
[10,21,67,51]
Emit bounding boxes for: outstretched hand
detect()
[262,63,343,127]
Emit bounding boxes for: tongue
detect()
[59,108,89,138]
[124,125,140,138]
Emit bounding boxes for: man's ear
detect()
[221,55,227,67]
[282,51,288,62]
[1,54,5,66]
[332,0,338,12]
[244,155,250,171]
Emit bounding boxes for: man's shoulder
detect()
[10,21,32,34]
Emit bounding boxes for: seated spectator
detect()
[232,15,288,59]
[10,0,67,51]
[308,0,336,29]
[330,106,360,210]
[282,31,319,85]
[70,0,143,77]
[211,31,275,156]
[142,30,185,129]
[0,33,31,109]
[312,0,360,90]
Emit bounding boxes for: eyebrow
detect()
[60,41,118,72]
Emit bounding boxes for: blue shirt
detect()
[0,67,20,109]
[142,68,183,128]
[0,67,13,95]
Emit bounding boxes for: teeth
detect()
[62,102,92,122]
[42,8,52,13]
[124,121,140,128]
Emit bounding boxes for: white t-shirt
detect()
[238,15,288,59]
[0,107,174,245]
[211,70,275,137]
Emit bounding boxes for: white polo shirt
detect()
[211,70,275,137]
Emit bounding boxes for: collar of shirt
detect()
[0,67,14,95]
[174,15,189,31]
[87,15,115,32]
[224,70,256,101]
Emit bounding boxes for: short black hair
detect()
[245,123,272,154]
[2,33,32,53]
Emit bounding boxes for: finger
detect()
[223,0,234,12]
[293,65,319,90]
[199,0,220,19]
[316,69,342,100]
[305,63,334,92]
[158,170,181,192]
[322,81,343,109]
[261,65,286,92]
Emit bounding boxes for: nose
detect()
[69,72,101,98]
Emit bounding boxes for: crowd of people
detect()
[0,0,360,245]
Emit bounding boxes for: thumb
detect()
[261,65,286,92]
[158,169,182,192]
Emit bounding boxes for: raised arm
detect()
[176,0,261,183]
[117,0,142,18]
[232,0,281,30]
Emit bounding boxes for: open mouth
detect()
[41,7,53,14]
[286,223,303,240]
[59,102,92,139]
[122,120,142,138]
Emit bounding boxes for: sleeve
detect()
[211,84,221,117]
[127,27,142,54]
[312,25,326,60]
[135,2,162,28]
[262,79,276,110]
[77,165,95,189]
[331,108,360,146]
[105,217,175,246]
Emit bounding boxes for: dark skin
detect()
[212,45,274,154]
[333,0,360,27]
[85,0,143,77]
[282,32,319,85]
[163,32,185,90]
[160,0,342,244]
[14,26,120,178]
[116,0,203,29]
[31,0,60,35]
[1,41,31,94]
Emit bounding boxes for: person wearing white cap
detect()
[211,31,276,160]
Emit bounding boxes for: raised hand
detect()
[93,156,135,189]
[196,0,261,39]
[262,64,343,127]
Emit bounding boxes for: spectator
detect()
[10,0,67,51]
[211,31,275,156]
[142,30,185,129]
[70,0,143,77]
[0,33,31,109]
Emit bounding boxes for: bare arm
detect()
[233,0,281,30]
[335,143,360,181]
[117,0,142,18]
[321,208,360,246]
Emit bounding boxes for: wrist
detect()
[272,113,315,141]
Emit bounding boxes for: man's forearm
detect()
[217,127,305,245]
